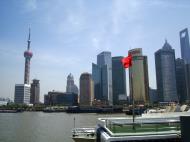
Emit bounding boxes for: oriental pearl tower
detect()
[24,28,33,84]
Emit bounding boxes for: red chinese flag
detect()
[121,54,132,68]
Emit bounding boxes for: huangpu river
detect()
[0,112,126,142]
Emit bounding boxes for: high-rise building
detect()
[112,56,126,105]
[24,28,33,84]
[79,73,94,106]
[14,84,31,104]
[92,63,101,100]
[155,40,178,102]
[149,88,158,104]
[175,58,187,103]
[30,79,40,104]
[92,51,113,105]
[185,64,190,102]
[66,73,78,95]
[179,28,190,103]
[128,48,149,104]
[180,28,190,64]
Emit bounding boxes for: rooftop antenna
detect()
[27,27,31,50]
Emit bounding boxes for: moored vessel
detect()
[0,109,23,113]
[72,117,182,142]
[72,127,96,142]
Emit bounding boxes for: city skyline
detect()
[1,0,190,101]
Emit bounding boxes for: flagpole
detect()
[131,60,135,130]
[128,47,135,130]
[121,53,134,129]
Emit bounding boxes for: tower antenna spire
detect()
[27,28,31,50]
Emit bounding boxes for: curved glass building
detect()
[155,40,178,102]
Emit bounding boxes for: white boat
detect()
[72,127,96,142]
[96,117,181,142]
[72,116,182,142]
[142,106,190,118]
[72,108,190,142]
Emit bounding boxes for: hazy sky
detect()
[1,0,190,102]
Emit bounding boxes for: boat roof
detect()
[98,117,180,125]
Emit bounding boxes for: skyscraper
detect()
[155,40,178,102]
[129,48,149,104]
[92,51,113,105]
[79,73,94,106]
[175,58,187,103]
[180,28,190,64]
[30,79,40,104]
[14,29,32,104]
[112,56,126,105]
[14,84,30,104]
[24,28,33,84]
[185,64,190,102]
[179,28,190,103]
[66,73,78,95]
[92,63,101,100]
[149,88,158,104]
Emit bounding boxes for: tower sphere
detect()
[24,50,33,58]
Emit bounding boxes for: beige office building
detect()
[129,48,149,104]
[80,73,94,106]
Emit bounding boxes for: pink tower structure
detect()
[24,28,33,84]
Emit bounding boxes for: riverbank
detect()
[0,104,125,113]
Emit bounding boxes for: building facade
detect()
[30,79,40,104]
[14,84,31,104]
[79,73,94,106]
[185,64,190,102]
[112,56,126,105]
[155,40,178,102]
[175,58,187,103]
[149,88,158,104]
[128,48,149,104]
[180,28,190,64]
[92,51,113,105]
[44,91,78,106]
[179,28,190,103]
[66,73,78,95]
[92,63,101,100]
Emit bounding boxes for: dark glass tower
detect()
[112,56,126,105]
[92,51,113,105]
[185,64,190,102]
[92,63,101,100]
[180,28,190,64]
[175,58,187,103]
[155,40,178,102]
[179,28,190,103]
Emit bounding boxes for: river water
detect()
[0,112,126,142]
